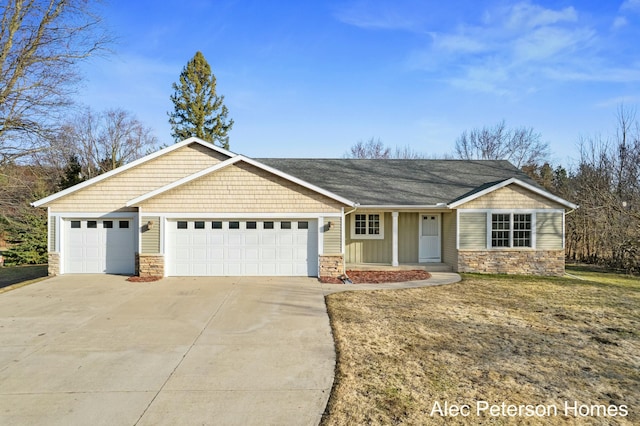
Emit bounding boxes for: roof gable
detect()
[126,155,355,208]
[448,177,578,209]
[32,137,235,207]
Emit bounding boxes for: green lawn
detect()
[0,264,48,290]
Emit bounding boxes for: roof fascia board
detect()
[32,137,236,207]
[356,205,450,210]
[127,155,356,207]
[447,177,578,209]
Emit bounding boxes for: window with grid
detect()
[352,213,384,239]
[368,214,380,235]
[513,214,532,247]
[354,214,367,235]
[491,213,533,248]
[491,214,511,247]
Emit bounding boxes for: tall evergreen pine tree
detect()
[168,51,233,149]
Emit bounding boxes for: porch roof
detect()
[257,158,538,206]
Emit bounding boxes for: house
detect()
[32,137,577,279]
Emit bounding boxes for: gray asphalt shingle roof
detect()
[257,158,539,206]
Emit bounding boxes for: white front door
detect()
[419,213,441,262]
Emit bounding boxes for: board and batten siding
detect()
[458,212,488,249]
[323,217,342,254]
[138,162,345,214]
[45,143,230,213]
[442,212,457,265]
[536,212,564,249]
[398,212,419,263]
[141,216,161,254]
[345,212,392,264]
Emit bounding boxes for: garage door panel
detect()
[278,234,294,245]
[261,233,277,245]
[261,248,276,260]
[245,234,259,245]
[228,234,243,245]
[210,234,224,245]
[245,247,259,260]
[278,248,294,260]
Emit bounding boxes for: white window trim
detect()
[350,212,385,240]
[485,210,537,250]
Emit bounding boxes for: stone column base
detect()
[319,254,345,279]
[48,252,60,276]
[138,254,165,277]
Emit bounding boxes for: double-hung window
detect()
[491,213,532,248]
[352,213,384,239]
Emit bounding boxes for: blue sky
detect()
[78,0,640,165]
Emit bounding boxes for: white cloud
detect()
[333,0,425,31]
[504,2,577,30]
[612,16,628,29]
[433,34,488,53]
[407,1,640,95]
[621,0,640,13]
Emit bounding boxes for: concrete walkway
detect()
[0,275,334,426]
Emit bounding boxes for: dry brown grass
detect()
[321,271,640,425]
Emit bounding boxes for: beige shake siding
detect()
[45,143,229,212]
[138,162,345,213]
[460,184,566,210]
[141,216,161,254]
[323,217,342,254]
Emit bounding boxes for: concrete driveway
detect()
[0,275,335,426]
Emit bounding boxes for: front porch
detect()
[346,262,453,272]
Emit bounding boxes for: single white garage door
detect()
[167,219,318,276]
[64,219,135,274]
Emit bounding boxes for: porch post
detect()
[392,211,399,266]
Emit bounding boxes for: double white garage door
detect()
[167,219,318,276]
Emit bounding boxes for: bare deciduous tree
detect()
[0,0,110,163]
[566,105,640,273]
[42,107,158,180]
[346,137,426,159]
[454,120,549,168]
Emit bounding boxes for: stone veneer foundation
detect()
[48,252,60,276]
[457,250,565,276]
[319,254,345,279]
[138,254,164,277]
